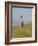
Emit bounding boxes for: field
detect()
[11,24,32,38]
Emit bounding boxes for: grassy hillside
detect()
[11,24,32,38]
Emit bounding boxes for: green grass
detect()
[12,24,32,38]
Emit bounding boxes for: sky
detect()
[11,7,32,25]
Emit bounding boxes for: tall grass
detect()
[12,24,32,38]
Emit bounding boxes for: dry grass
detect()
[11,24,32,38]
